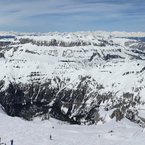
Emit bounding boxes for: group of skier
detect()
[0,138,13,145]
[0,126,54,144]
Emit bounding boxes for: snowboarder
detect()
[0,138,6,145]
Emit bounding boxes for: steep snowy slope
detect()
[0,31,145,125]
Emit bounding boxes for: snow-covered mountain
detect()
[0,31,145,125]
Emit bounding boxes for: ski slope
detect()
[0,107,145,145]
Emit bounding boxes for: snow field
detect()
[0,107,145,145]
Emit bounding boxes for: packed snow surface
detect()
[0,107,145,145]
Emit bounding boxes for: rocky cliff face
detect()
[0,32,145,125]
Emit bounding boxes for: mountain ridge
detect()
[0,31,145,37]
[0,31,145,126]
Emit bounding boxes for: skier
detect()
[10,140,13,145]
[50,135,52,140]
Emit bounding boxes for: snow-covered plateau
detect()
[0,31,145,144]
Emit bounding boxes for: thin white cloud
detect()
[0,0,144,31]
[0,0,135,19]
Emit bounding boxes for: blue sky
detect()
[0,0,145,32]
